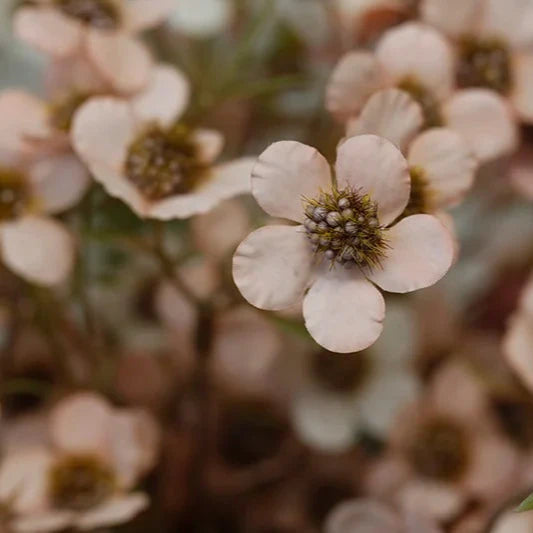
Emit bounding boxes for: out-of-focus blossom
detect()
[0,392,160,532]
[168,0,234,38]
[72,65,255,219]
[13,0,174,93]
[326,22,519,163]
[233,135,454,353]
[490,505,533,533]
[420,0,533,124]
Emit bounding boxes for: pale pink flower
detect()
[0,392,160,532]
[72,65,255,220]
[13,0,174,93]
[232,135,454,353]
[326,22,519,163]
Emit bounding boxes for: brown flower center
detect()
[408,417,470,482]
[303,187,388,270]
[49,455,115,511]
[49,91,93,133]
[125,125,207,201]
[53,0,120,29]
[0,168,29,221]
[457,36,512,94]
[402,166,430,218]
[397,77,443,129]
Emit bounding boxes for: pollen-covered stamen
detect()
[457,36,512,94]
[0,168,29,221]
[401,166,430,218]
[49,91,93,133]
[125,124,207,201]
[303,188,388,269]
[397,77,443,129]
[53,0,120,29]
[408,417,470,482]
[49,455,115,511]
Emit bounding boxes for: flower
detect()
[0,90,80,286]
[0,392,160,532]
[13,0,174,93]
[326,22,519,163]
[232,134,454,353]
[72,65,256,219]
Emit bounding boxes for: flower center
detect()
[0,168,29,221]
[49,91,93,133]
[457,36,512,94]
[397,77,443,129]
[303,187,388,270]
[53,0,120,29]
[49,455,115,511]
[408,417,470,482]
[125,125,206,202]
[402,166,429,217]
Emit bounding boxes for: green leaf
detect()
[518,492,533,512]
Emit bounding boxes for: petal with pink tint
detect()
[336,134,410,226]
[0,216,75,287]
[443,89,518,163]
[123,0,176,32]
[407,128,477,209]
[252,141,331,223]
[366,214,454,293]
[303,268,385,353]
[13,511,76,533]
[326,51,384,120]
[376,22,455,101]
[491,509,533,533]
[480,0,533,48]
[511,52,533,123]
[193,129,225,164]
[347,88,424,152]
[13,6,82,57]
[325,499,401,533]
[420,0,481,38]
[503,315,533,393]
[49,392,113,456]
[87,31,152,93]
[75,493,149,531]
[29,153,90,214]
[155,279,197,334]
[233,225,313,310]
[131,64,190,127]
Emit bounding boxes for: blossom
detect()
[232,134,454,353]
[326,22,519,163]
[0,392,160,532]
[13,0,174,93]
[72,65,255,220]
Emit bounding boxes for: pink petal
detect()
[407,128,477,209]
[303,268,385,353]
[491,509,533,533]
[123,0,176,32]
[511,52,533,123]
[480,0,533,48]
[251,141,331,223]
[193,129,225,164]
[503,315,533,393]
[326,51,384,121]
[131,64,190,127]
[13,511,76,533]
[87,31,152,93]
[443,89,518,163]
[420,0,481,38]
[13,6,82,57]
[347,88,424,152]
[233,225,313,310]
[336,134,410,226]
[0,216,75,286]
[376,22,455,101]
[366,214,454,293]
[325,499,401,533]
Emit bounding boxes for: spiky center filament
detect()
[402,166,430,218]
[303,187,388,270]
[397,77,443,129]
[53,0,120,29]
[408,417,469,482]
[49,91,93,133]
[0,168,29,221]
[312,350,371,394]
[49,455,115,511]
[457,36,512,94]
[125,124,207,201]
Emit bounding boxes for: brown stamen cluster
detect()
[457,36,512,94]
[49,91,93,133]
[397,77,443,129]
[312,350,371,394]
[53,0,120,29]
[303,187,388,270]
[0,168,29,221]
[49,455,115,511]
[125,124,206,201]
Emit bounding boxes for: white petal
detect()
[325,499,401,533]
[503,315,533,394]
[87,31,152,93]
[0,216,75,287]
[511,52,533,123]
[123,0,176,32]
[13,511,75,533]
[480,0,533,48]
[168,0,234,38]
[336,134,410,226]
[303,268,385,353]
[376,22,455,101]
[366,214,454,293]
[251,141,331,223]
[131,64,190,127]
[193,129,225,164]
[233,225,313,310]
[347,88,424,152]
[492,509,533,533]
[407,128,477,209]
[326,51,384,121]
[443,89,518,163]
[420,0,481,38]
